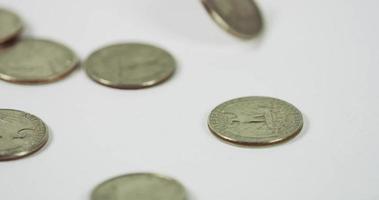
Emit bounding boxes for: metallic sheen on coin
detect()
[201,0,263,39]
[208,97,303,146]
[92,173,187,200]
[0,38,79,83]
[84,43,176,89]
[0,109,48,161]
[0,8,23,44]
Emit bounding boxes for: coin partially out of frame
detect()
[92,173,187,200]
[84,43,176,89]
[201,0,263,39]
[208,96,303,146]
[0,38,79,83]
[0,109,49,161]
[0,8,23,44]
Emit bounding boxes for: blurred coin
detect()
[201,0,263,39]
[0,38,79,84]
[92,173,187,200]
[0,8,23,44]
[0,109,48,161]
[84,43,176,89]
[208,96,303,146]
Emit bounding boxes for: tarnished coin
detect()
[92,173,187,200]
[208,97,303,146]
[0,8,23,44]
[0,109,48,161]
[201,0,263,39]
[0,38,79,84]
[84,43,176,89]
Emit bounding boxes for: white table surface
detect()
[1,0,378,199]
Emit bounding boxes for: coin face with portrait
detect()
[0,109,48,161]
[208,96,303,146]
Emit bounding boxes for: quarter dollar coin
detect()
[0,38,79,84]
[92,173,187,200]
[201,0,263,39]
[0,109,49,161]
[0,8,23,44]
[208,96,303,146]
[84,43,176,89]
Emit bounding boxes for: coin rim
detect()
[0,109,49,161]
[84,43,176,89]
[0,38,79,84]
[91,172,187,200]
[208,96,304,146]
[0,8,23,45]
[200,0,263,39]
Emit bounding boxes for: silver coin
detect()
[0,8,23,44]
[84,43,176,89]
[0,109,48,161]
[201,0,263,39]
[0,38,79,84]
[92,173,187,200]
[208,96,303,146]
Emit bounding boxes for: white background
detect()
[1,0,378,199]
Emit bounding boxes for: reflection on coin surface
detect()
[0,109,48,161]
[201,0,263,39]
[92,173,187,200]
[208,97,303,146]
[84,43,176,89]
[0,38,79,83]
[0,8,23,44]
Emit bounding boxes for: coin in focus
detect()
[201,0,263,39]
[0,109,49,161]
[0,38,79,83]
[84,43,176,89]
[0,8,23,45]
[208,96,303,146]
[92,173,187,200]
